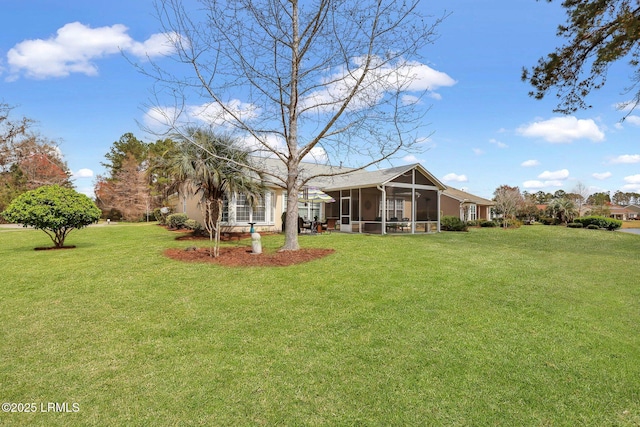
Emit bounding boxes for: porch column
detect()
[411,187,416,234]
[437,190,441,232]
[379,185,386,234]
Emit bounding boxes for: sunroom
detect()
[319,164,445,234]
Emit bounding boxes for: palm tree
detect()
[165,128,264,257]
[549,198,577,225]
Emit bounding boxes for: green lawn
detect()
[1,223,639,426]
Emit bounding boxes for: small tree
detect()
[164,129,264,257]
[548,198,578,225]
[493,185,523,229]
[1,185,100,248]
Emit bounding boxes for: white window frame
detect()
[379,198,404,220]
[222,191,275,225]
[469,204,477,221]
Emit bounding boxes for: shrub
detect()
[567,222,583,228]
[153,207,172,225]
[466,220,479,227]
[574,216,622,230]
[497,218,522,228]
[539,217,562,225]
[479,220,497,227]
[153,208,163,223]
[440,216,468,231]
[586,224,600,230]
[1,185,101,248]
[184,219,203,234]
[167,213,189,229]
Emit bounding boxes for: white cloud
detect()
[188,101,261,126]
[300,57,456,114]
[522,169,569,189]
[592,172,612,180]
[76,186,95,198]
[624,115,640,126]
[6,22,177,79]
[72,168,94,179]
[472,148,484,155]
[516,116,605,143]
[622,174,640,191]
[442,173,468,183]
[610,154,640,164]
[144,100,260,132]
[402,154,424,163]
[143,106,179,132]
[489,138,508,148]
[523,180,563,189]
[521,159,539,167]
[303,146,328,163]
[624,174,640,184]
[401,94,421,105]
[537,169,569,180]
[523,180,545,189]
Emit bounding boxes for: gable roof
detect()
[319,163,446,191]
[249,157,446,191]
[249,156,357,188]
[442,186,494,206]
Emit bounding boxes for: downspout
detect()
[377,185,386,234]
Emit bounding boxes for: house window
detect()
[221,196,229,222]
[469,204,477,221]
[229,191,273,224]
[380,198,404,220]
[253,195,266,222]
[236,194,251,222]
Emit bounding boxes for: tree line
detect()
[492,184,637,228]
[0,103,72,215]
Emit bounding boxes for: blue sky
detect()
[1,0,639,199]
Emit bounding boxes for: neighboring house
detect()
[625,204,640,220]
[169,158,487,234]
[441,186,494,221]
[609,204,639,220]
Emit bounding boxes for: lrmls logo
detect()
[40,402,80,413]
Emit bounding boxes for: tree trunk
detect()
[214,199,222,258]
[201,199,216,257]
[280,183,301,252]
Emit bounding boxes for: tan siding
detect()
[440,195,461,218]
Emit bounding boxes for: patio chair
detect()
[299,217,313,234]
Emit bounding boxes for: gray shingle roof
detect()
[442,186,494,205]
[249,157,447,191]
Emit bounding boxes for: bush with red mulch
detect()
[164,246,335,267]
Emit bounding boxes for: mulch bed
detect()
[164,246,335,267]
[34,245,76,251]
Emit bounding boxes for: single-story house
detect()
[609,204,640,220]
[441,186,494,221]
[625,204,640,220]
[169,158,490,234]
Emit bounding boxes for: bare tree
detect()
[571,181,590,217]
[144,0,448,250]
[1,103,72,210]
[493,185,523,229]
[95,154,149,221]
